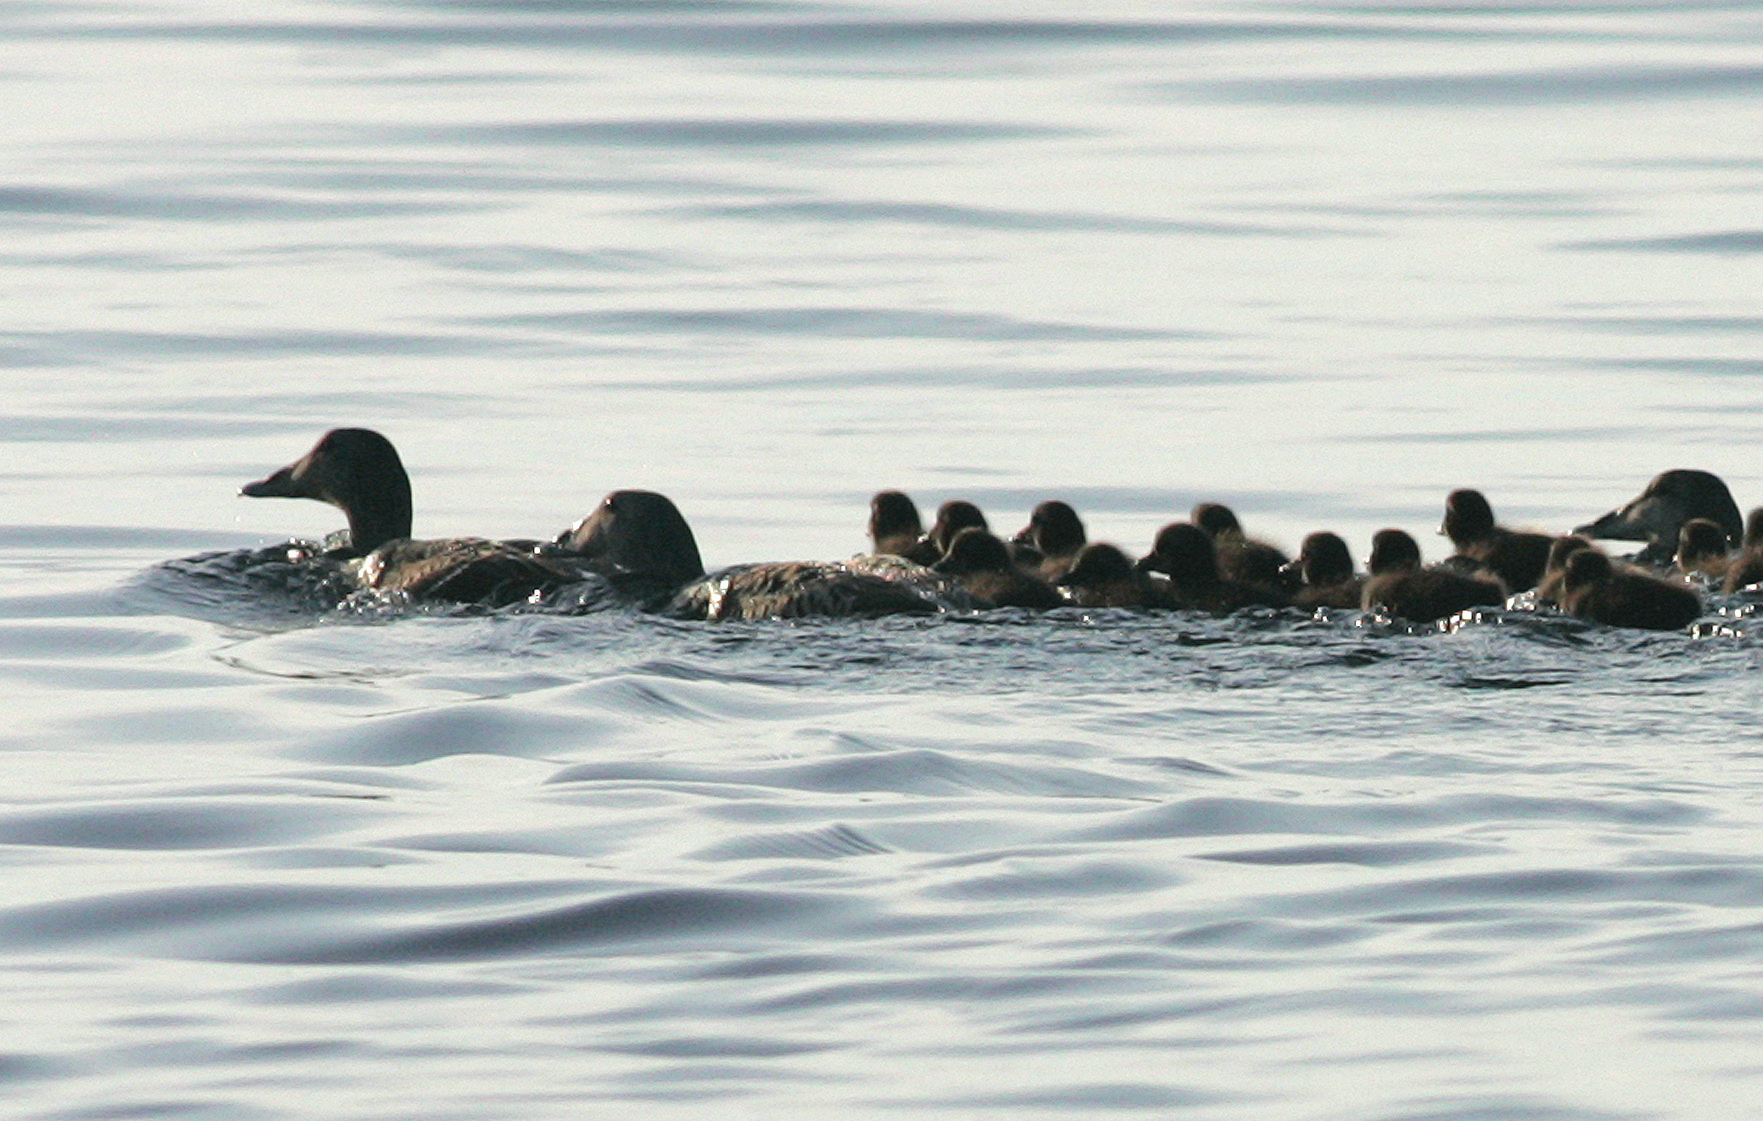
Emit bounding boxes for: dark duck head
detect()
[926,500,989,557]
[1675,517,1732,580]
[558,489,706,588]
[1013,500,1086,569]
[242,427,412,556]
[1282,531,1363,609]
[1574,469,1742,567]
[868,490,927,558]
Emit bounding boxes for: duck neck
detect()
[342,478,413,555]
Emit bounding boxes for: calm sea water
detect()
[5,2,1763,1118]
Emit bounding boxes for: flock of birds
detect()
[226,427,1762,630]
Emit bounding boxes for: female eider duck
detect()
[560,489,965,620]
[1574,469,1742,568]
[1361,528,1505,623]
[1560,549,1702,631]
[1439,488,1551,593]
[241,428,584,607]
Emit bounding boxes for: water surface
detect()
[4,2,1763,1118]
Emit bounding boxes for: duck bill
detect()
[241,463,302,498]
[1573,507,1646,542]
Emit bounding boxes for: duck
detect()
[1560,549,1702,631]
[1722,508,1763,593]
[1138,521,1289,613]
[1360,528,1505,623]
[1281,531,1364,610]
[1438,488,1552,592]
[913,500,990,565]
[1533,534,1595,608]
[559,489,963,620]
[1190,502,1294,593]
[241,428,587,607]
[868,490,932,560]
[1574,469,1742,568]
[1673,517,1733,584]
[1052,542,1166,609]
[930,527,1067,610]
[1012,500,1087,580]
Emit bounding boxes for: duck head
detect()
[559,490,706,587]
[241,427,413,555]
[1574,469,1742,564]
[1013,500,1085,556]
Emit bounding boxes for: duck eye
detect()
[603,495,617,512]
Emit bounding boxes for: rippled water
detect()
[6,2,1763,1118]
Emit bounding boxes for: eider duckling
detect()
[931,527,1066,610]
[1282,531,1364,610]
[1439,488,1551,593]
[1674,517,1733,584]
[1190,502,1294,593]
[1138,521,1289,613]
[1360,528,1505,623]
[1560,549,1702,631]
[241,427,585,606]
[1012,500,1087,580]
[868,490,933,561]
[1574,469,1742,568]
[560,490,960,620]
[917,500,990,564]
[1721,507,1763,593]
[1053,542,1166,609]
[1533,534,1595,608]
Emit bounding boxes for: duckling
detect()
[1360,528,1505,623]
[1722,508,1763,593]
[1012,500,1087,580]
[1574,469,1742,567]
[916,500,990,564]
[1138,521,1289,613]
[1533,534,1595,608]
[1190,502,1293,592]
[1282,531,1364,610]
[1052,542,1166,609]
[931,527,1067,610]
[559,490,960,620]
[1439,488,1552,592]
[1674,517,1733,584]
[1560,549,1702,631]
[241,428,585,607]
[868,490,930,559]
